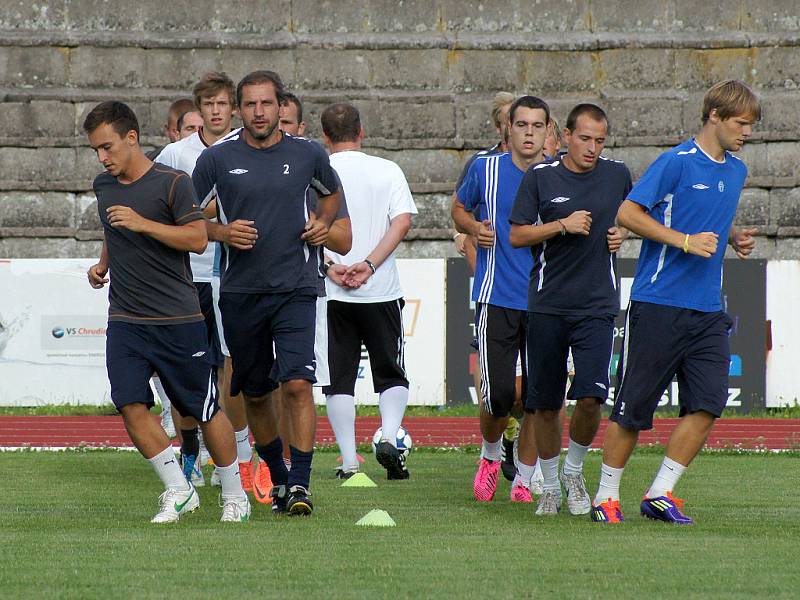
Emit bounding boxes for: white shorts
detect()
[210,275,230,358]
[314,296,330,387]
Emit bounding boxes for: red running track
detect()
[1,416,799,450]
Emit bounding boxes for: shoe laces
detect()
[219,495,247,519]
[539,489,560,511]
[666,492,686,508]
[157,488,178,511]
[562,472,587,495]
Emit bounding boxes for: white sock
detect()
[562,438,590,475]
[540,456,561,492]
[326,394,358,470]
[516,460,537,488]
[152,377,171,415]
[215,460,246,499]
[481,437,503,461]
[533,458,543,480]
[594,463,625,504]
[234,427,253,463]
[647,457,686,499]
[378,385,409,447]
[147,446,189,491]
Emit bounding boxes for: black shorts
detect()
[323,299,408,396]
[219,290,317,397]
[476,303,527,417]
[195,282,223,369]
[526,312,614,411]
[106,321,219,422]
[611,301,732,431]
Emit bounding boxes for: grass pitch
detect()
[2,449,798,599]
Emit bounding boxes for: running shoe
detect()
[510,483,533,503]
[180,453,205,488]
[287,485,313,516]
[535,489,562,515]
[151,484,198,524]
[160,408,176,439]
[239,459,254,493]
[269,485,288,515]
[219,494,251,523]
[591,498,624,523]
[253,459,273,505]
[561,469,591,515]
[335,467,358,480]
[530,469,545,496]
[375,440,410,480]
[473,457,500,502]
[640,493,694,525]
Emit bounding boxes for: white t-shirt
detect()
[155,131,215,283]
[325,150,417,303]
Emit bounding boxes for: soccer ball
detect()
[372,426,413,458]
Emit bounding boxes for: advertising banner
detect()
[0,259,111,406]
[766,261,800,407]
[445,257,767,413]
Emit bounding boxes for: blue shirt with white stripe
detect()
[509,157,632,316]
[629,138,748,312]
[458,152,531,311]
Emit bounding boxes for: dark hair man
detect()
[83,101,249,523]
[509,103,632,517]
[320,102,417,480]
[192,71,341,516]
[453,95,551,503]
[177,110,204,139]
[592,81,760,525]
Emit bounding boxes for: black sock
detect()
[255,437,289,486]
[287,446,313,490]
[180,428,199,457]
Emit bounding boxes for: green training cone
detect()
[341,472,377,488]
[356,509,396,527]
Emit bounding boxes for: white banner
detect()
[0,259,111,406]
[766,261,800,407]
[1,258,447,407]
[314,258,446,406]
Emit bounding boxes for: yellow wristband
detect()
[682,234,689,253]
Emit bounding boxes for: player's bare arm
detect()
[302,190,341,247]
[509,210,591,248]
[206,219,258,251]
[326,217,352,255]
[606,225,629,253]
[729,225,757,259]
[344,212,412,288]
[106,205,207,254]
[87,237,110,289]
[617,199,718,258]
[451,197,495,248]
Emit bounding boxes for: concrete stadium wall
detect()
[1,0,799,259]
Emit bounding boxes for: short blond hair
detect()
[549,116,563,146]
[491,92,515,129]
[702,80,761,124]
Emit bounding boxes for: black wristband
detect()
[364,259,377,274]
[321,261,333,275]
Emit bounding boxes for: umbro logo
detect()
[192,351,206,357]
[692,183,710,190]
[595,382,607,390]
[228,168,248,175]
[305,365,315,371]
[550,196,570,203]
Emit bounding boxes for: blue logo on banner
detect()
[51,327,65,339]
[729,355,742,376]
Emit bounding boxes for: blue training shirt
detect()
[629,138,748,312]
[457,152,532,311]
[193,129,339,294]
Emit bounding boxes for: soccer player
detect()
[591,80,760,525]
[277,92,353,479]
[453,96,550,503]
[155,72,251,491]
[177,110,204,139]
[510,103,632,516]
[84,101,250,523]
[320,102,417,480]
[146,98,194,161]
[192,70,341,516]
[543,116,563,159]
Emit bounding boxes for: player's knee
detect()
[281,379,312,401]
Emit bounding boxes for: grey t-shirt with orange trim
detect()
[95,164,205,325]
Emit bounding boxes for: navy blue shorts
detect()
[219,290,317,397]
[195,282,223,369]
[106,321,219,422]
[525,312,614,411]
[611,301,732,431]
